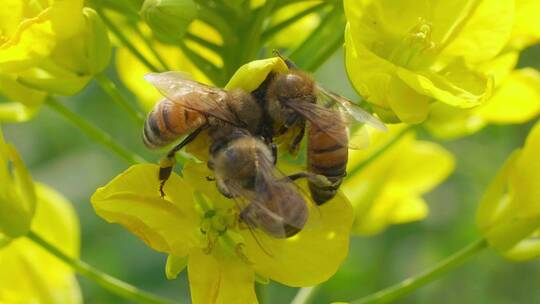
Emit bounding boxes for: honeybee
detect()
[143,72,264,196]
[256,54,387,205]
[143,73,324,238]
[210,131,309,238]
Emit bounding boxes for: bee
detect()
[210,131,309,238]
[256,54,387,205]
[143,73,323,238]
[143,72,264,196]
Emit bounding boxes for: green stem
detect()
[348,126,412,178]
[97,8,161,72]
[179,42,225,86]
[95,73,146,126]
[289,5,346,72]
[242,0,277,63]
[26,231,176,304]
[46,97,145,165]
[261,2,328,43]
[185,33,223,54]
[133,25,172,71]
[291,286,319,304]
[350,239,488,304]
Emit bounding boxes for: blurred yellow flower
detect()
[0,1,111,122]
[91,162,352,304]
[0,183,82,303]
[0,126,81,302]
[116,19,221,112]
[0,126,36,238]
[477,120,540,261]
[343,125,455,235]
[344,0,514,123]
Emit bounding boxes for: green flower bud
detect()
[141,0,198,44]
[0,127,36,239]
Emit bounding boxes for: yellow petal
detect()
[511,0,540,49]
[188,248,257,304]
[440,0,514,63]
[479,68,540,124]
[49,0,84,39]
[166,254,188,280]
[396,60,492,109]
[225,57,288,92]
[0,14,56,72]
[91,164,201,257]
[242,187,353,287]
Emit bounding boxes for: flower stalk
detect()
[46,97,146,164]
[96,8,161,72]
[95,73,146,125]
[349,238,488,304]
[26,231,176,304]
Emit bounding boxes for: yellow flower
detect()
[0,1,112,122]
[342,125,455,235]
[477,120,540,261]
[116,19,221,111]
[0,126,36,238]
[425,0,540,139]
[0,183,82,303]
[91,161,353,304]
[344,0,514,123]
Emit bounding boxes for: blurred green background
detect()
[3,44,540,304]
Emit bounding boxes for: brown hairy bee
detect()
[143,72,320,238]
[143,72,263,195]
[210,131,309,238]
[256,55,387,205]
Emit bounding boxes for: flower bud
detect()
[17,8,112,96]
[477,121,540,261]
[0,127,36,239]
[141,0,198,44]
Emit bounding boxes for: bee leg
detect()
[278,112,300,135]
[270,143,278,165]
[158,125,207,197]
[285,172,334,188]
[289,123,305,155]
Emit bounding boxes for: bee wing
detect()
[144,72,242,126]
[284,88,386,150]
[316,85,388,131]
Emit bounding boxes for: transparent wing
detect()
[317,85,387,131]
[285,87,387,150]
[144,72,241,125]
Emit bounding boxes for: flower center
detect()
[198,206,252,264]
[389,18,436,69]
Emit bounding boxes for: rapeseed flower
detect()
[0,0,111,122]
[343,125,455,235]
[91,162,353,304]
[344,0,514,124]
[477,120,540,261]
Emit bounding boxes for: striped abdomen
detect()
[143,98,206,149]
[307,122,348,205]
